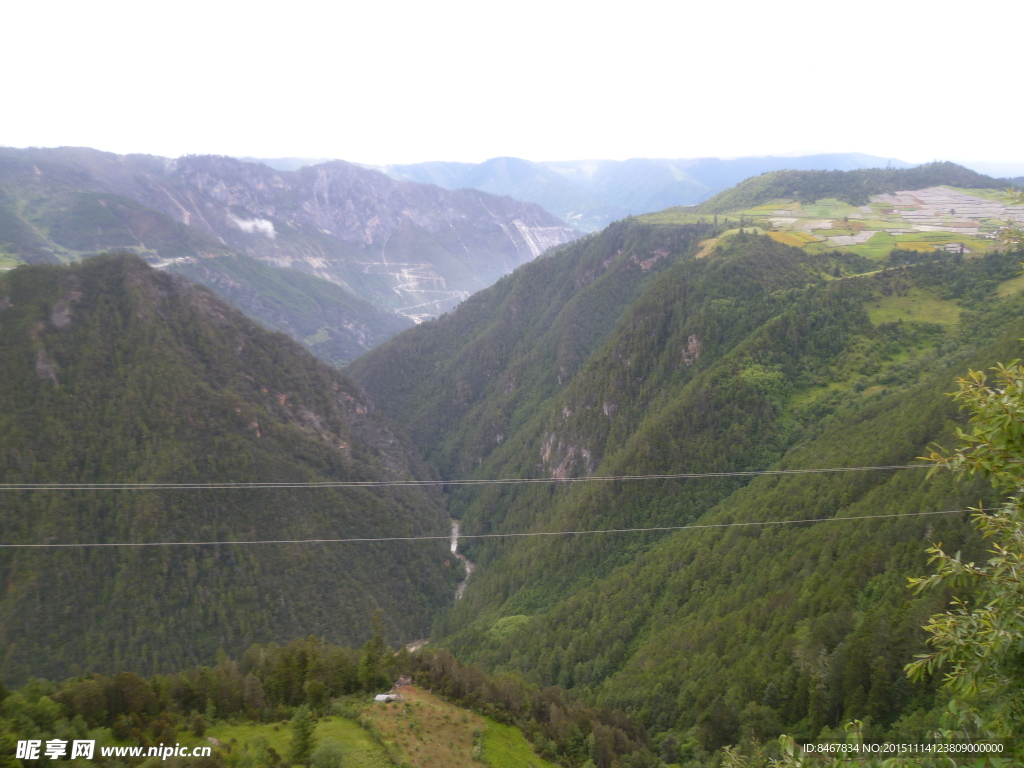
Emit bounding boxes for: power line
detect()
[0,508,969,549]
[0,464,928,491]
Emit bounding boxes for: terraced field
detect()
[749,187,1021,259]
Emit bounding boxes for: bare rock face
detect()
[0,148,580,321]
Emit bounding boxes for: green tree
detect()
[763,362,1024,768]
[304,680,327,712]
[1001,188,1024,246]
[309,738,345,768]
[290,704,317,766]
[358,611,391,692]
[908,361,1024,745]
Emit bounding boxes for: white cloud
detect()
[228,214,275,239]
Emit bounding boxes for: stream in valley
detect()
[449,519,476,600]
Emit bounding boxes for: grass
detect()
[768,231,811,247]
[800,199,862,218]
[694,238,719,258]
[719,227,768,239]
[866,287,960,326]
[482,721,558,768]
[768,230,821,247]
[363,685,484,767]
[635,209,713,225]
[889,241,935,252]
[363,685,552,768]
[747,199,799,211]
[997,274,1024,297]
[201,714,391,767]
[946,186,1019,203]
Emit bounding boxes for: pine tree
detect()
[358,611,391,691]
[289,704,317,766]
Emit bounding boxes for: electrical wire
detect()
[0,464,928,491]
[0,508,969,549]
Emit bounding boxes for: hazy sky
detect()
[4,0,1020,166]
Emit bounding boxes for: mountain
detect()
[346,218,716,476]
[236,156,338,172]
[959,159,1024,180]
[379,153,915,232]
[0,153,412,365]
[0,147,580,321]
[166,254,413,367]
[350,207,1024,752]
[0,252,459,683]
[690,161,1009,213]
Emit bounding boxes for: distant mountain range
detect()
[378,153,917,231]
[0,148,579,323]
[0,148,582,363]
[244,153,915,232]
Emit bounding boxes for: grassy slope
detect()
[204,716,391,768]
[361,685,556,768]
[185,687,555,768]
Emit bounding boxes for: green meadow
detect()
[866,287,961,326]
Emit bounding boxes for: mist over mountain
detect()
[0,147,579,323]
[371,153,915,231]
[167,254,414,367]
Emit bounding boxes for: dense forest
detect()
[0,631,657,768]
[352,211,1024,762]
[5,163,1024,766]
[0,254,457,682]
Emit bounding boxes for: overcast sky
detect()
[3,0,1020,166]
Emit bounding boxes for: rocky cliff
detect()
[0,148,580,320]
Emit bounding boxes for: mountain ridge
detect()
[0,252,458,682]
[0,147,580,321]
[375,153,917,231]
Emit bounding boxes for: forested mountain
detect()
[166,255,412,367]
[0,253,459,683]
[379,154,914,231]
[351,212,1024,756]
[0,147,579,321]
[691,161,1008,213]
[346,219,716,475]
